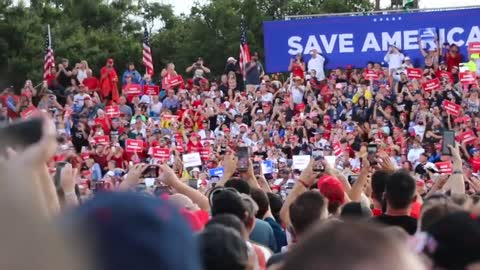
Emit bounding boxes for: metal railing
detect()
[284,5,480,20]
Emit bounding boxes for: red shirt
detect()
[91,152,108,170]
[187,141,203,153]
[446,53,462,71]
[291,63,305,79]
[83,77,99,92]
[95,117,111,135]
[470,157,480,173]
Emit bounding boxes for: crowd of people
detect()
[1,35,480,270]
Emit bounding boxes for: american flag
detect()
[142,23,154,76]
[43,24,54,80]
[239,16,251,80]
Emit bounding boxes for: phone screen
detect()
[348,175,359,185]
[442,130,455,155]
[312,149,325,172]
[237,147,250,172]
[94,181,106,193]
[253,162,261,175]
[188,179,198,189]
[154,185,171,196]
[367,144,378,166]
[141,165,159,178]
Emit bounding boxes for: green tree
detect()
[0,0,372,89]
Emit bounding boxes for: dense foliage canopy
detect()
[0,0,372,88]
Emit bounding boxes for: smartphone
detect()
[141,165,160,178]
[237,147,250,172]
[94,181,105,193]
[348,175,359,185]
[0,118,43,154]
[253,162,261,175]
[53,161,68,188]
[312,149,325,172]
[154,185,171,196]
[442,130,455,155]
[367,143,378,166]
[188,179,198,189]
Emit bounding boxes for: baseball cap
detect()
[425,211,480,269]
[469,148,479,155]
[317,175,345,205]
[404,56,411,61]
[63,192,201,270]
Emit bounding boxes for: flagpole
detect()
[47,24,51,47]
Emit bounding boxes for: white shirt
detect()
[291,85,305,104]
[77,69,87,83]
[407,147,425,165]
[261,92,273,103]
[384,53,405,70]
[73,93,90,107]
[308,55,326,80]
[198,129,215,146]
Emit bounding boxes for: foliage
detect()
[0,0,372,89]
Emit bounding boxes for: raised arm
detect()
[160,164,210,211]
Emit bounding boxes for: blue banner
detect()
[209,167,224,178]
[263,8,480,73]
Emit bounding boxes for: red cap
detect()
[223,127,230,132]
[317,175,345,205]
[295,103,306,111]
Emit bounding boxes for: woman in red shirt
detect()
[187,132,203,153]
[445,44,462,71]
[288,53,306,80]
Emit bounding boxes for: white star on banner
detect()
[392,17,396,21]
[398,17,402,20]
[379,18,383,21]
[373,18,377,22]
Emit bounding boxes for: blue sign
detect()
[263,8,480,72]
[209,167,224,178]
[418,27,436,41]
[262,160,273,174]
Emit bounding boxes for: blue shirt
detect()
[264,217,287,252]
[122,70,142,85]
[250,218,277,252]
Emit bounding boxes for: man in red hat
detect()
[100,58,119,104]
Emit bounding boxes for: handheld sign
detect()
[292,155,310,170]
[443,100,460,116]
[94,135,110,145]
[126,139,144,153]
[183,152,202,168]
[105,105,120,118]
[468,42,480,54]
[435,161,453,175]
[209,167,224,178]
[261,160,273,174]
[422,78,441,92]
[143,85,160,96]
[459,71,476,85]
[406,68,423,79]
[456,130,476,144]
[152,147,170,160]
[20,107,37,119]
